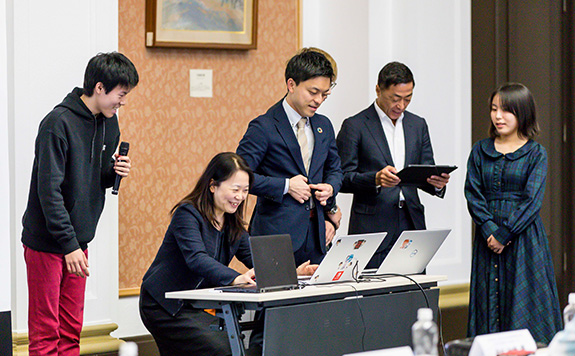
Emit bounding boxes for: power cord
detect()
[376,273,430,307]
[307,261,368,351]
[372,273,446,356]
[300,265,446,354]
[351,259,361,282]
[346,275,367,352]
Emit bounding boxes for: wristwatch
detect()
[328,205,339,215]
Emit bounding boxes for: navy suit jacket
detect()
[237,100,343,254]
[141,204,253,316]
[336,103,444,249]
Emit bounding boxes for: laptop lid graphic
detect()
[218,234,298,293]
[305,232,387,284]
[374,229,451,275]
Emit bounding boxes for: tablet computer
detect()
[396,164,457,186]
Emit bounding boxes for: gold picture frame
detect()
[145,0,258,49]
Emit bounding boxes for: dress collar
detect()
[480,138,536,160]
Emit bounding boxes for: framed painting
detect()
[145,0,258,49]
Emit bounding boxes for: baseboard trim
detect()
[12,323,124,355]
[439,283,470,309]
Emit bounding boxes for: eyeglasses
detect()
[330,82,337,90]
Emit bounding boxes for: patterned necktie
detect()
[297,117,310,174]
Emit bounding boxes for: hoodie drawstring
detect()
[89,116,107,167]
[100,119,106,168]
[90,117,97,162]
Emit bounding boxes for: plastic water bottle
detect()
[412,308,438,356]
[119,342,138,356]
[548,318,575,354]
[564,293,575,326]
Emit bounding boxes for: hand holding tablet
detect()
[396,165,458,186]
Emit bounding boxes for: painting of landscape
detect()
[161,0,245,32]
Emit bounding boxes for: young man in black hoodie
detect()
[21,52,139,356]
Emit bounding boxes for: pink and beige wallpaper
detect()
[118,0,300,292]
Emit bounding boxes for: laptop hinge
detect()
[259,284,298,293]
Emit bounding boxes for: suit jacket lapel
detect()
[364,104,394,166]
[403,113,416,165]
[273,103,307,174]
[308,117,323,177]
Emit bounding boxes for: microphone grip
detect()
[112,142,130,195]
[112,176,122,195]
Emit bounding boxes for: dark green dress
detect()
[464,138,561,344]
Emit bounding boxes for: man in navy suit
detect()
[237,50,343,265]
[336,62,450,269]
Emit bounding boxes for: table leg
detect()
[221,303,246,356]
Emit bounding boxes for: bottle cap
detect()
[417,308,433,321]
[119,342,138,356]
[569,293,575,305]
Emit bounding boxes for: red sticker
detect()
[332,271,344,281]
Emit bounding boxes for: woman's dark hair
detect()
[171,152,254,242]
[489,83,539,139]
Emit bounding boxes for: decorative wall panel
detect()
[118,0,299,290]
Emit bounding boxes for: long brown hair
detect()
[171,152,254,242]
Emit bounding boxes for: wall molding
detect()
[119,288,140,298]
[12,323,124,355]
[439,283,470,309]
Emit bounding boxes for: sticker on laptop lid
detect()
[400,239,413,249]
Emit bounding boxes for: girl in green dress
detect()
[464,83,562,344]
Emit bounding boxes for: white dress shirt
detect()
[374,101,406,202]
[374,101,405,170]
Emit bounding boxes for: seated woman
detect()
[139,152,315,356]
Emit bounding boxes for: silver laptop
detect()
[373,229,451,275]
[303,232,387,285]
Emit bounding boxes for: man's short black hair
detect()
[377,61,415,89]
[83,52,139,96]
[285,50,334,85]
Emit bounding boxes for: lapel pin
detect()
[317,127,323,134]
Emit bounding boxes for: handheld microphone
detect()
[112,142,130,195]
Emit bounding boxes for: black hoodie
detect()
[22,87,120,254]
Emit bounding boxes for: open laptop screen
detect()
[218,234,299,293]
[374,229,451,275]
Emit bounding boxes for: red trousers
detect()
[24,246,87,356]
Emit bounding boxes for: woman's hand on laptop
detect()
[232,268,256,286]
[296,260,319,276]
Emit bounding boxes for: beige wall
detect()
[118,0,300,291]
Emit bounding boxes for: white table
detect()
[167,275,447,356]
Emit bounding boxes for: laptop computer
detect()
[370,229,451,275]
[217,234,299,293]
[303,232,387,285]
